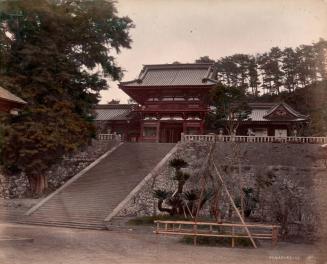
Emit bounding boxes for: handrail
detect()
[154,220,280,247]
[97,133,121,141]
[181,134,327,144]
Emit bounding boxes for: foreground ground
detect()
[0,223,324,264]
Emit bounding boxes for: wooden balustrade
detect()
[154,220,280,247]
[97,133,121,141]
[181,134,327,144]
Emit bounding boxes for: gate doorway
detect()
[159,122,183,143]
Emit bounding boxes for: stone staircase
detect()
[19,143,175,229]
[0,199,33,224]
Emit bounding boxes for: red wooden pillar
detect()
[156,122,160,143]
[182,121,187,134]
[140,121,144,142]
[200,120,205,134]
[125,121,130,142]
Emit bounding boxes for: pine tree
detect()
[248,56,260,96]
[268,47,284,94]
[210,84,251,134]
[258,53,273,94]
[296,45,316,87]
[313,38,327,81]
[282,47,299,93]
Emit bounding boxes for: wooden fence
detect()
[154,220,280,248]
[181,134,327,144]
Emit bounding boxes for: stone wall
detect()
[0,139,118,199]
[116,141,326,240]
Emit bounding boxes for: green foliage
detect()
[153,158,212,217]
[249,80,327,136]
[153,189,170,200]
[258,47,284,94]
[173,171,190,182]
[209,83,251,133]
[107,99,120,104]
[0,0,133,192]
[166,195,183,208]
[235,187,258,218]
[183,190,198,202]
[169,158,188,170]
[210,39,327,96]
[195,56,215,64]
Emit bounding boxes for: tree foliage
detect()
[250,80,327,136]
[0,0,133,193]
[154,158,212,217]
[209,84,251,134]
[207,39,327,96]
[107,99,120,104]
[195,56,215,64]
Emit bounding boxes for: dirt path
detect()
[0,223,322,264]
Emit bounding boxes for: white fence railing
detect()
[97,133,121,141]
[181,134,327,144]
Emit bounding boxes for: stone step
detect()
[15,219,107,230]
[22,143,176,229]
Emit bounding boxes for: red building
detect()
[94,63,309,142]
[235,102,309,137]
[119,63,217,142]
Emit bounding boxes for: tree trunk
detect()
[177,181,185,194]
[28,175,48,194]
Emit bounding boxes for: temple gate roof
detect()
[119,63,217,87]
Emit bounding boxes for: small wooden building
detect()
[0,86,26,113]
[94,104,140,141]
[236,102,309,137]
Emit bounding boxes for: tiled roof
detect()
[120,63,217,87]
[94,104,135,121]
[247,102,308,122]
[247,109,270,121]
[212,102,308,122]
[247,102,277,109]
[263,102,307,119]
[0,86,26,105]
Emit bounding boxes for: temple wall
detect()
[0,140,118,199]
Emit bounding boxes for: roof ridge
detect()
[95,104,136,109]
[142,63,214,69]
[263,102,304,119]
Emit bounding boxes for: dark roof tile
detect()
[120,63,217,87]
[94,104,135,121]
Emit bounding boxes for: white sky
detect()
[99,0,327,103]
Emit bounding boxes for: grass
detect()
[180,235,256,248]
